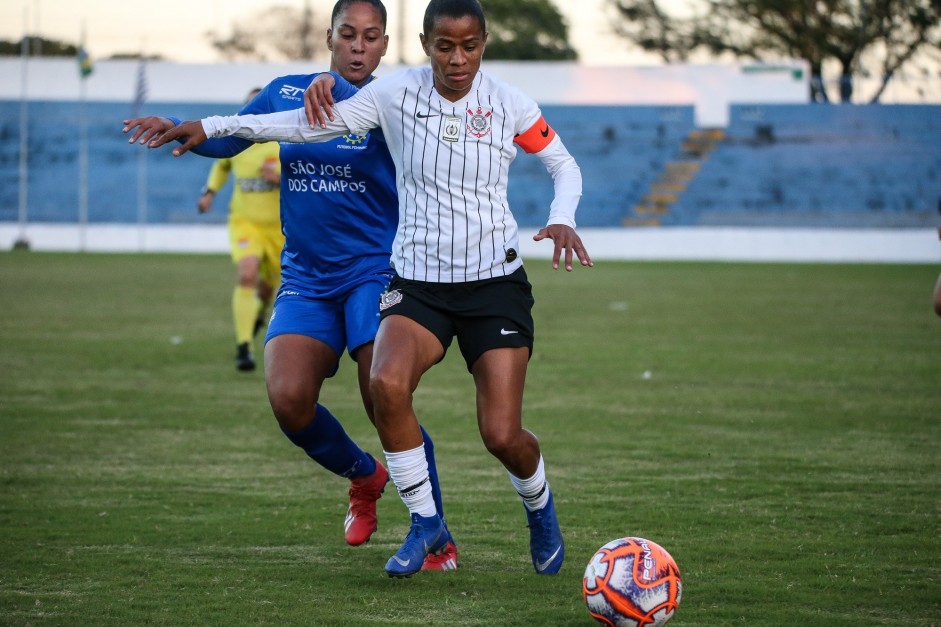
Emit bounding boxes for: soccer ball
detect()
[582,537,682,626]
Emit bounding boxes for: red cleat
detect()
[421,539,459,571]
[344,458,389,546]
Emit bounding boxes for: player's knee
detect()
[237,257,261,286]
[268,383,319,431]
[480,426,519,461]
[238,271,257,287]
[269,401,308,432]
[369,368,411,411]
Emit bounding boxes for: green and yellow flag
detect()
[77,34,92,78]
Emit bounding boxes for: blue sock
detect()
[281,404,376,479]
[420,424,446,524]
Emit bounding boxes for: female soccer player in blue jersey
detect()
[123,0,457,571]
[146,0,592,579]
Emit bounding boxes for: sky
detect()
[0,0,677,67]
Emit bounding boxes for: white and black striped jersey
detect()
[204,67,582,283]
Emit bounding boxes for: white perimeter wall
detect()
[2,224,938,264]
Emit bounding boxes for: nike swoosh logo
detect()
[425,528,443,551]
[500,329,519,335]
[540,126,549,137]
[535,545,562,572]
[392,555,411,567]
[416,112,439,118]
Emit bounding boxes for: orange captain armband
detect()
[514,116,556,154]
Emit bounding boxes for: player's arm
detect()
[196,187,215,214]
[515,116,593,271]
[261,153,281,186]
[127,86,275,157]
[123,116,176,145]
[149,77,379,155]
[304,71,359,128]
[149,108,352,156]
[166,116,254,158]
[124,115,253,158]
[197,159,231,213]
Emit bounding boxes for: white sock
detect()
[384,445,437,518]
[509,455,550,512]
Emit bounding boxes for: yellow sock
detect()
[233,286,257,344]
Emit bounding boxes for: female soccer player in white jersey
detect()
[148,0,593,578]
[123,0,458,571]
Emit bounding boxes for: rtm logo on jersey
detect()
[466,106,493,138]
[279,85,306,101]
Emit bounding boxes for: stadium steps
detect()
[625,128,725,225]
[503,105,697,227]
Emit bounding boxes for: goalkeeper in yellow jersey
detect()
[196,88,283,371]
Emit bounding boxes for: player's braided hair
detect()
[422,0,486,36]
[331,0,388,30]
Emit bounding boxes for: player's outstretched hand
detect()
[123,116,176,146]
[533,224,594,272]
[305,73,336,129]
[142,120,207,156]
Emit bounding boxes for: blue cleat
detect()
[385,513,447,578]
[526,490,564,575]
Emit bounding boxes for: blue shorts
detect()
[265,270,394,365]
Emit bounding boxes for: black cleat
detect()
[236,342,256,371]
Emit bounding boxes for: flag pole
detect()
[134,46,148,252]
[137,118,148,253]
[15,6,31,251]
[77,23,90,252]
[78,75,88,252]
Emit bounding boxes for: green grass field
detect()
[1,252,939,626]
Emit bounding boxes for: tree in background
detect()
[0,36,163,60]
[481,0,577,61]
[607,0,941,103]
[0,36,77,57]
[205,0,576,63]
[206,2,329,62]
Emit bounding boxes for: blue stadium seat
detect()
[1,101,937,228]
[670,104,941,227]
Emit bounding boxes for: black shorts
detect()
[378,267,535,370]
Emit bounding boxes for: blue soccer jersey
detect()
[191,74,397,299]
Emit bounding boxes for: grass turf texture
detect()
[1,252,939,626]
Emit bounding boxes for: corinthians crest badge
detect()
[379,289,403,311]
[466,106,492,138]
